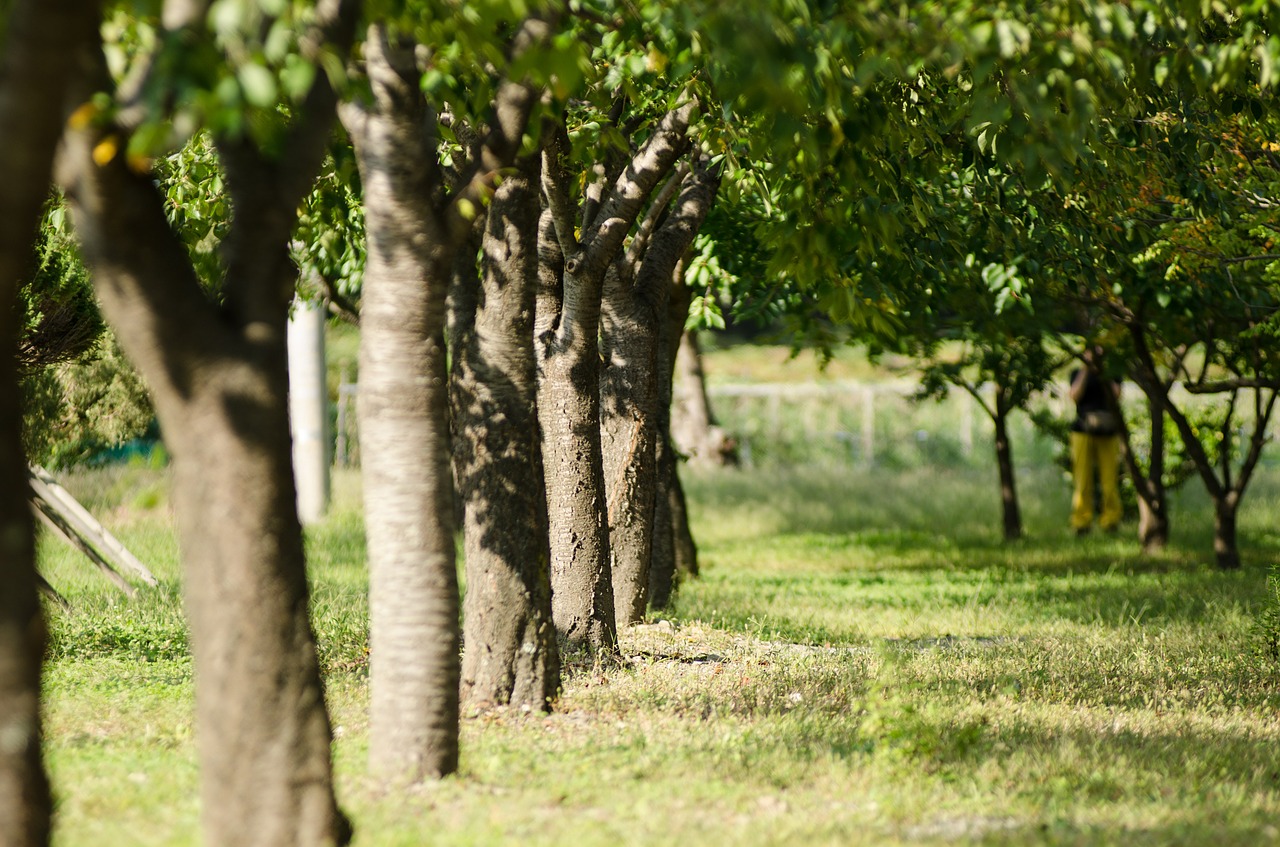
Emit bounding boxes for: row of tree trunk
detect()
[344,23,723,781]
[3,8,723,846]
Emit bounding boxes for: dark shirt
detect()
[1070,369,1119,433]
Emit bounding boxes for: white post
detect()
[289,299,329,524]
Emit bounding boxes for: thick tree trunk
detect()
[341,32,460,779]
[1213,492,1241,570]
[600,273,662,624]
[166,371,351,847]
[451,155,558,710]
[537,101,695,648]
[536,211,618,656]
[601,161,719,625]
[60,157,352,847]
[992,395,1022,542]
[347,20,546,739]
[58,22,355,842]
[0,0,95,841]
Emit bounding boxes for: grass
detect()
[37,460,1280,846]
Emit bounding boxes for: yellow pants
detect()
[1070,432,1122,531]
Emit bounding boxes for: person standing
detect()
[1069,347,1123,534]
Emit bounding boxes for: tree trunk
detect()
[58,22,355,842]
[671,329,736,466]
[601,160,719,625]
[663,278,699,581]
[648,259,689,610]
[536,210,618,656]
[1137,495,1169,553]
[341,31,461,779]
[649,439,678,609]
[0,0,94,840]
[600,270,662,624]
[1213,492,1241,570]
[538,100,695,648]
[1135,391,1169,553]
[167,373,351,847]
[450,154,559,710]
[992,392,1022,542]
[60,149,352,847]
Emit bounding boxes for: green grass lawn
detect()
[38,462,1280,846]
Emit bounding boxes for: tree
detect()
[339,8,561,776]
[55,0,359,840]
[0,0,98,842]
[600,152,720,620]
[539,96,696,640]
[449,142,559,711]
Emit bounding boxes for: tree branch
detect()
[1182,377,1280,394]
[541,118,580,257]
[577,98,696,276]
[633,153,721,307]
[624,164,686,273]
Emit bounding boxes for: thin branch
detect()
[1182,377,1280,394]
[541,118,579,257]
[445,14,554,242]
[633,153,721,306]
[578,98,696,274]
[624,164,686,273]
[581,94,627,231]
[1237,389,1277,495]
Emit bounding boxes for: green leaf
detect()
[237,63,277,109]
[281,55,316,100]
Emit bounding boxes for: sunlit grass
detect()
[37,462,1280,846]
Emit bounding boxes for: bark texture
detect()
[57,14,355,843]
[538,101,695,645]
[0,0,97,841]
[341,22,545,772]
[342,30,460,780]
[535,207,617,655]
[601,158,719,623]
[451,153,559,710]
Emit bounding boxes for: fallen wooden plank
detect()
[32,496,137,599]
[28,466,158,587]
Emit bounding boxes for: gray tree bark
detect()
[56,6,358,841]
[601,156,720,623]
[0,0,98,842]
[450,150,559,710]
[538,101,695,646]
[340,22,544,775]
